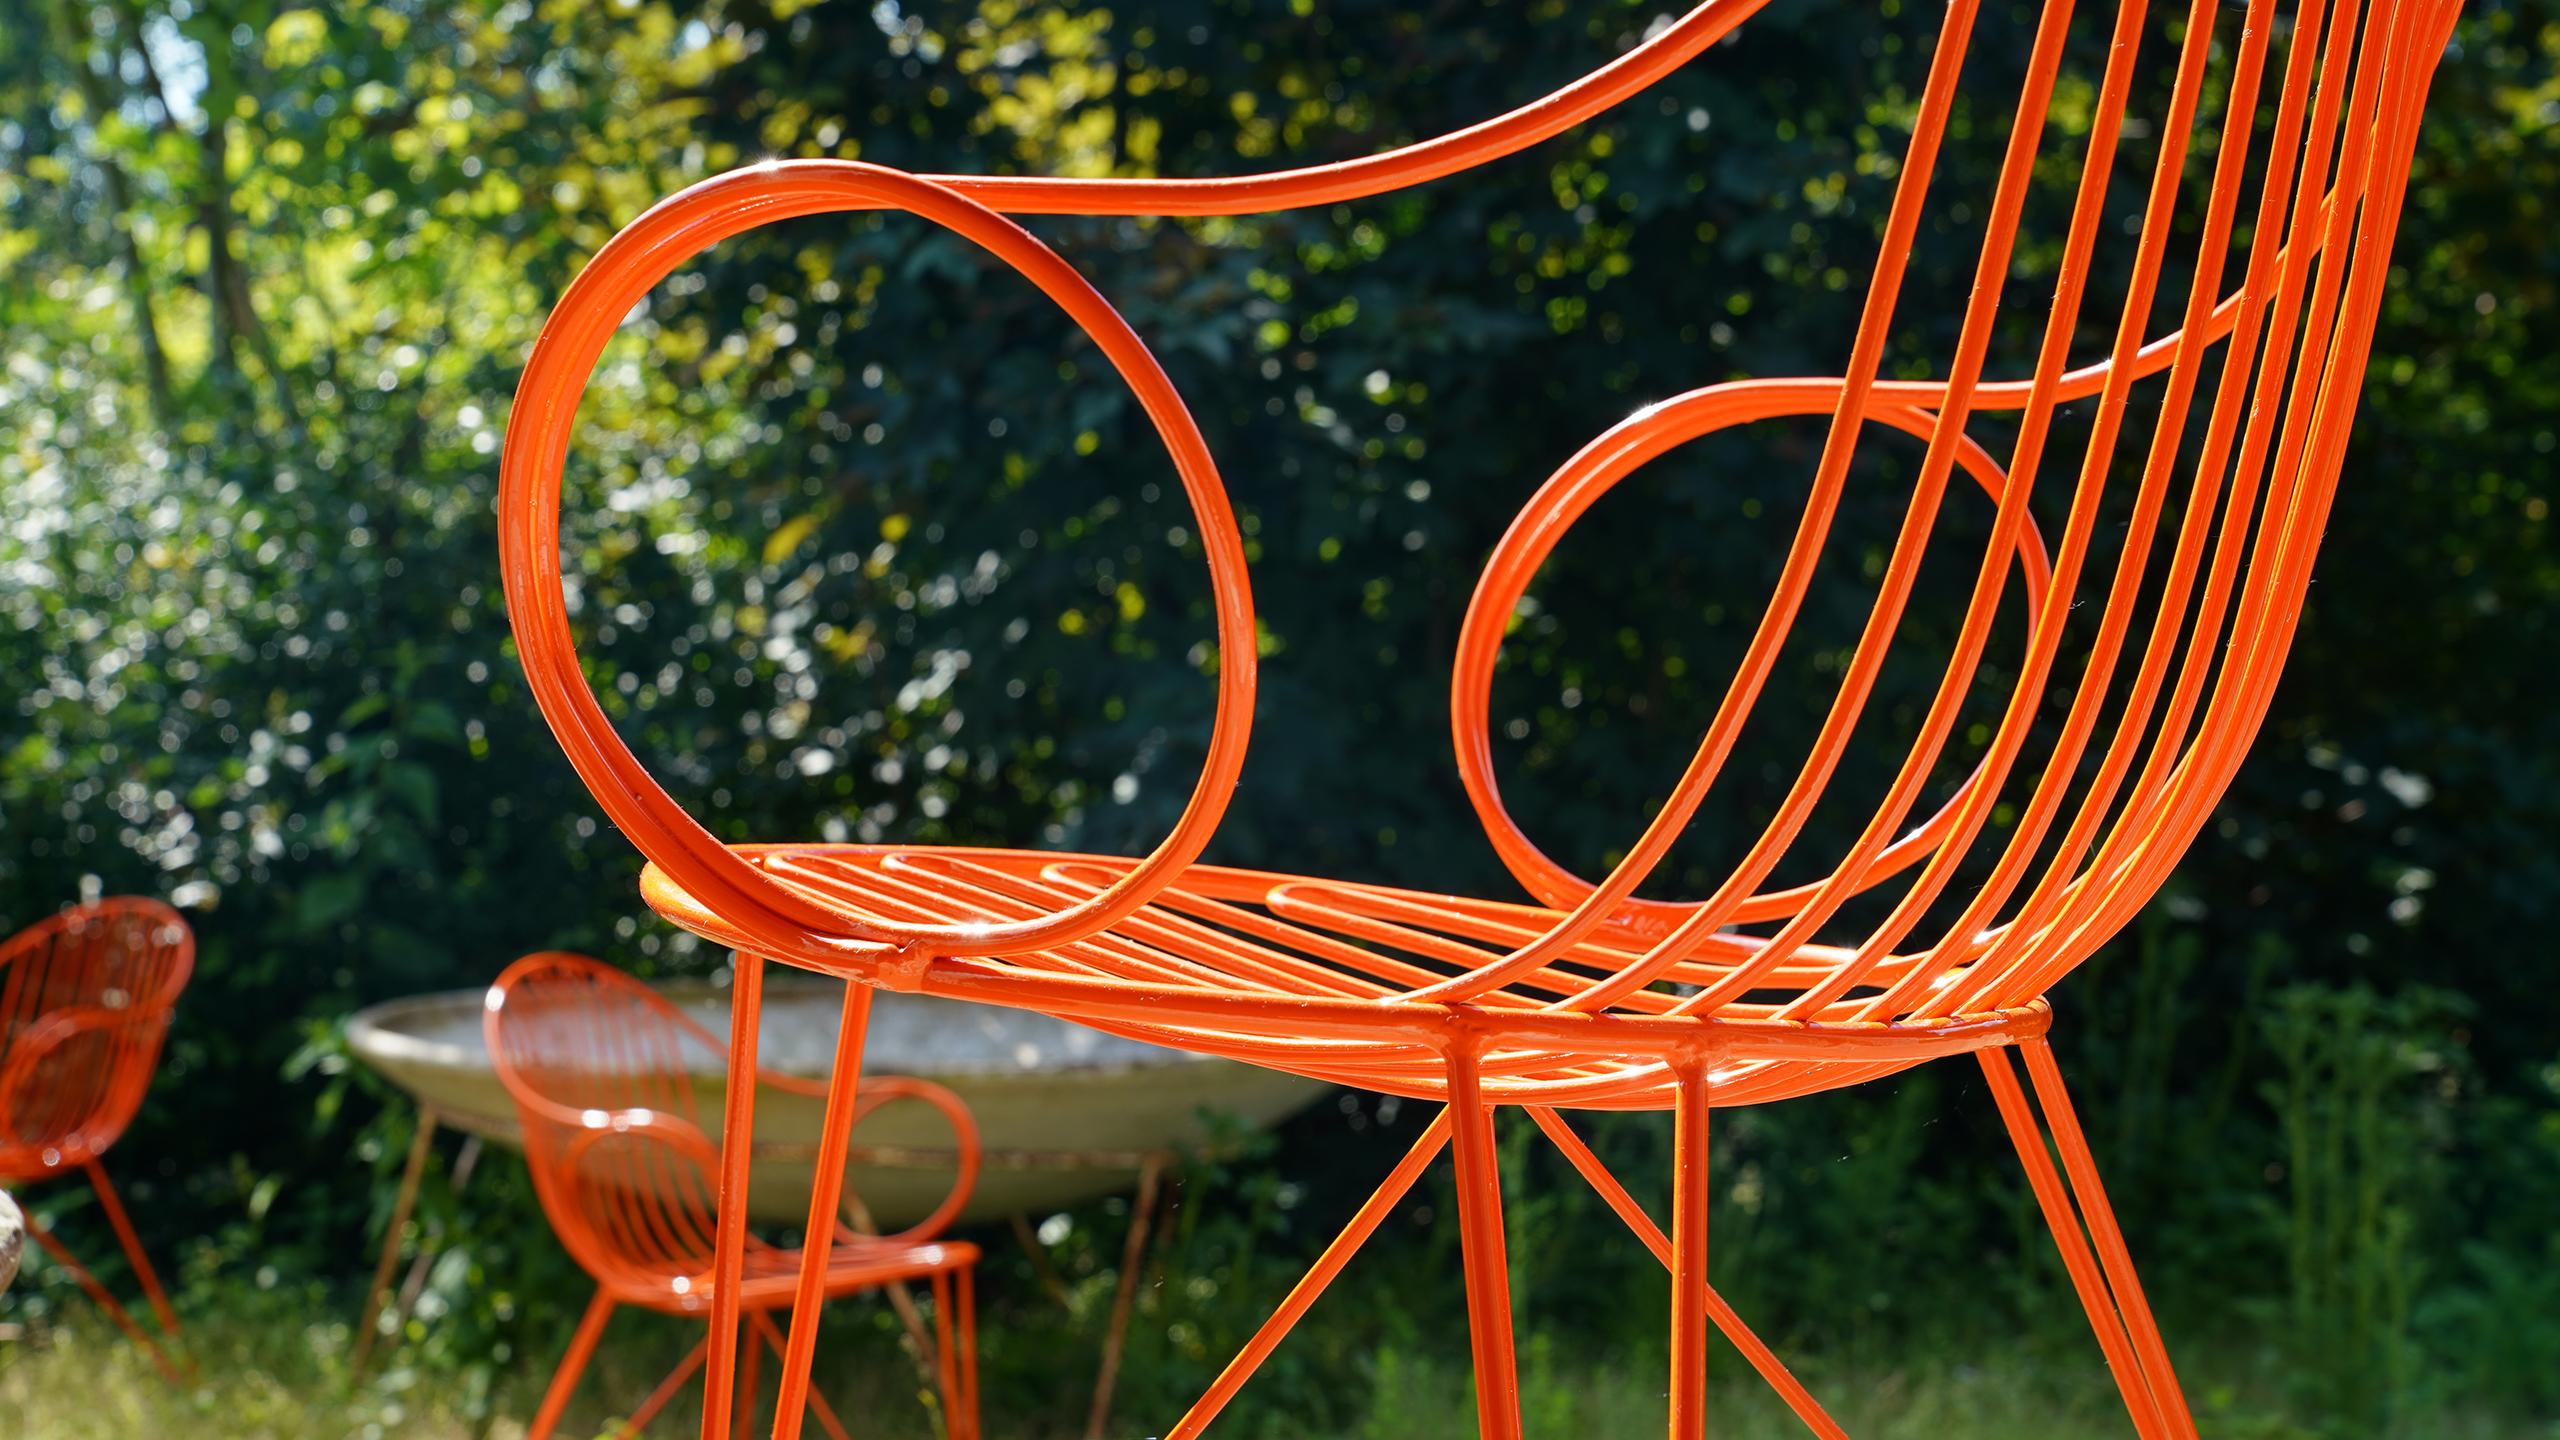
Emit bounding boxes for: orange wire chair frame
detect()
[483,952,983,1439]
[0,896,193,1382]
[498,0,2465,1432]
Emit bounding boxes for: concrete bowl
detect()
[346,978,1328,1228]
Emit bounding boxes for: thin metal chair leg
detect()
[26,1219,181,1383]
[734,1311,765,1440]
[957,1264,982,1440]
[770,982,876,1440]
[1447,1047,1525,1440]
[2021,1037,2197,1440]
[1981,1046,2169,1439]
[934,1269,961,1437]
[1166,1110,1454,1440]
[840,1191,940,1372]
[384,1135,484,1361]
[1526,1106,1846,1439]
[1085,1152,1166,1440]
[702,950,767,1440]
[753,1310,851,1440]
[83,1160,180,1346]
[353,1106,438,1377]
[529,1289,616,1440]
[1668,1062,1712,1440]
[801,1366,855,1440]
[625,1334,713,1438]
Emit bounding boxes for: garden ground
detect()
[2,1289,2547,1440]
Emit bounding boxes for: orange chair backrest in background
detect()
[0,898,193,1172]
[484,953,724,1291]
[484,952,983,1297]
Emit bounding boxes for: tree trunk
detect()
[55,21,176,429]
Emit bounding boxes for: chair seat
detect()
[2,1109,118,1180]
[0,1149,77,1186]
[639,844,2048,1112]
[623,1236,981,1315]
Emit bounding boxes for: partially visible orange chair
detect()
[484,951,982,1440]
[0,896,192,1381]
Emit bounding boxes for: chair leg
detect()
[1667,1062,1711,1440]
[1980,1045,2183,1440]
[956,1265,981,1440]
[353,1106,439,1377]
[1164,1110,1454,1440]
[733,1317,764,1440]
[703,950,768,1440]
[752,1310,850,1440]
[772,983,877,1440]
[1086,1154,1164,1440]
[933,1269,961,1438]
[624,1334,712,1438]
[82,1160,180,1345]
[24,1218,183,1383]
[2020,1037,2197,1439]
[1446,1047,1524,1440]
[529,1288,616,1440]
[1526,1106,1846,1439]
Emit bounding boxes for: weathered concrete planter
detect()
[346,977,1327,1228]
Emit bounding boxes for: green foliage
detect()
[2259,984,2467,1427]
[3,0,2557,1429]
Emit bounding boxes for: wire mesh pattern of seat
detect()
[0,896,193,1382]
[499,0,2465,1432]
[485,951,984,1439]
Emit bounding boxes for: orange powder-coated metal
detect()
[0,897,192,1382]
[498,0,2465,1431]
[483,952,982,1439]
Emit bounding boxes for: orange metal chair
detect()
[0,896,192,1382]
[498,0,2465,1432]
[483,951,982,1440]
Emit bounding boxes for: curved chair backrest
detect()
[1432,0,2467,1027]
[484,953,723,1286]
[0,898,193,1163]
[500,0,2461,1022]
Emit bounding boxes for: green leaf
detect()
[295,872,367,934]
[383,760,439,825]
[408,701,463,745]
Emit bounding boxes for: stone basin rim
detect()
[346,979,1239,1083]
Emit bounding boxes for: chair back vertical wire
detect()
[1426,0,2460,1024]
[485,954,722,1287]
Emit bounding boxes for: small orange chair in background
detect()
[484,951,982,1440]
[0,896,193,1381]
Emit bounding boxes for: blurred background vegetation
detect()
[2,0,2555,1434]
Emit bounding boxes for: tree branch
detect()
[52,9,176,429]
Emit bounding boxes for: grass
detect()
[5,1289,2554,1440]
